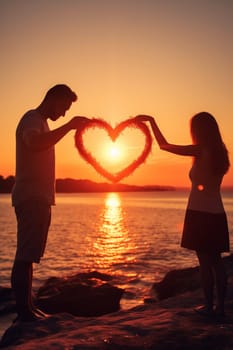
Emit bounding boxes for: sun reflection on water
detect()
[94,193,136,270]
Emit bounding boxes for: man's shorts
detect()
[14,199,51,263]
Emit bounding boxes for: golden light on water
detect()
[94,193,136,269]
[105,193,121,207]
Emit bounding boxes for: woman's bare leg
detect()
[196,251,214,311]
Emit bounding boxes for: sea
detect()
[1,191,233,311]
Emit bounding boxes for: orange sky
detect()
[1,0,233,187]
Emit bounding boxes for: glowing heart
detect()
[75,118,152,183]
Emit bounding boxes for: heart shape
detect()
[75,118,152,183]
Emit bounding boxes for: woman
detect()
[135,112,230,318]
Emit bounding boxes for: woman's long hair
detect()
[190,112,230,175]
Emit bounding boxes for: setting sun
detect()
[107,144,123,162]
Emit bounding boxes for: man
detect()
[11,84,90,322]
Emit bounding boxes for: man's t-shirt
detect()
[12,110,55,206]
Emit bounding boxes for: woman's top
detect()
[187,149,225,214]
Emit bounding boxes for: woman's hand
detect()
[134,115,155,123]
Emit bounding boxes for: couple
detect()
[11,84,230,322]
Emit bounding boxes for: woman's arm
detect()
[135,115,200,157]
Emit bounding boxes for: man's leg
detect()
[11,259,42,321]
[12,200,51,321]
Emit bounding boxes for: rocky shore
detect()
[0,255,233,349]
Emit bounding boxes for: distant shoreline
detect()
[55,178,176,193]
[1,175,232,193]
[0,176,176,193]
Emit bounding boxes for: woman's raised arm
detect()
[134,115,200,157]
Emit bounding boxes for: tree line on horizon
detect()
[0,175,175,193]
[0,175,15,193]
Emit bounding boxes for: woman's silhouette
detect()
[135,112,230,318]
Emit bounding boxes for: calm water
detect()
[1,191,233,308]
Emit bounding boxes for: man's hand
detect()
[68,116,91,130]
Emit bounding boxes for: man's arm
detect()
[23,116,90,151]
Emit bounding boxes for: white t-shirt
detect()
[12,110,55,206]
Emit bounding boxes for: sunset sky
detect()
[1,0,233,187]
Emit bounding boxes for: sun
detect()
[107,144,123,162]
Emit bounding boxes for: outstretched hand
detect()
[134,115,155,123]
[68,116,91,130]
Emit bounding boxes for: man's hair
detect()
[45,84,77,102]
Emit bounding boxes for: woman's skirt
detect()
[181,209,230,253]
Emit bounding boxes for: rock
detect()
[0,287,15,315]
[1,259,233,349]
[36,271,124,316]
[1,295,233,349]
[152,265,200,300]
[153,254,233,300]
[0,287,13,302]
